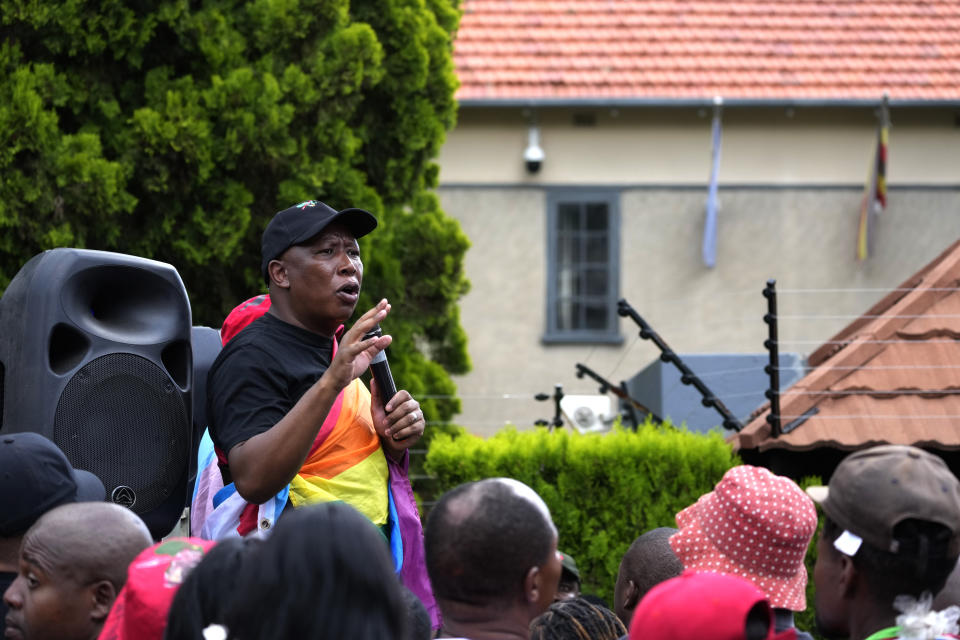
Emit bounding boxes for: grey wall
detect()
[439,186,960,436]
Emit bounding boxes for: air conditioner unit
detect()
[560,395,616,434]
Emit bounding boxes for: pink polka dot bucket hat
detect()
[669,464,817,611]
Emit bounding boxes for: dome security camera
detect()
[524,126,544,174]
[524,143,544,174]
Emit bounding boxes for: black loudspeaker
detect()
[0,249,193,539]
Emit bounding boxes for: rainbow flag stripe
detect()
[288,379,389,525]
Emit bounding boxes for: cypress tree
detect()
[0,0,469,427]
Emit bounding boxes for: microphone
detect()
[364,323,397,409]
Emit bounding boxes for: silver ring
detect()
[413,411,420,423]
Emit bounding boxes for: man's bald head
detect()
[614,527,683,626]
[425,478,558,607]
[26,502,152,589]
[3,503,152,640]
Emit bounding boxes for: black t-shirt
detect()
[0,570,15,635]
[207,313,335,457]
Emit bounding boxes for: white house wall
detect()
[439,107,960,185]
[436,106,960,435]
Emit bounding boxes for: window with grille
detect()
[544,191,621,343]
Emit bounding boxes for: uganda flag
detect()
[856,96,890,261]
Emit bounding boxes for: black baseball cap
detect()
[0,432,106,536]
[260,200,378,282]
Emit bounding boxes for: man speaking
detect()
[204,200,435,622]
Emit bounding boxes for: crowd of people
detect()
[5,433,960,640]
[4,200,960,640]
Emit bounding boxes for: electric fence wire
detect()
[775,415,960,420]
[419,384,960,402]
[714,388,960,401]
[775,339,959,345]
[625,286,960,317]
[604,331,643,381]
[776,314,960,320]
[776,287,960,293]
[420,286,960,424]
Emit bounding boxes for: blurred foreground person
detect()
[629,571,798,640]
[555,551,581,601]
[613,527,682,627]
[99,537,216,640]
[220,502,407,639]
[670,465,818,640]
[808,445,960,640]
[0,433,104,637]
[164,538,262,640]
[530,597,626,640]
[425,478,562,640]
[399,585,433,640]
[3,502,152,640]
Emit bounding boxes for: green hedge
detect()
[423,421,740,603]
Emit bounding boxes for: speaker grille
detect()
[54,353,189,515]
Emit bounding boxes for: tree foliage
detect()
[0,0,469,425]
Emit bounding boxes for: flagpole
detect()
[702,95,723,268]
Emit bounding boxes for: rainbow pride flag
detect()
[288,379,389,524]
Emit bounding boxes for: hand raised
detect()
[324,299,392,391]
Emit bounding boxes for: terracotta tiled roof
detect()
[453,1,960,102]
[732,239,960,453]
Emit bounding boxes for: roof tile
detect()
[454,0,960,100]
[732,239,960,453]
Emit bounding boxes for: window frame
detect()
[543,189,623,344]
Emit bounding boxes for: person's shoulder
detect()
[210,318,280,371]
[227,314,288,349]
[226,314,274,343]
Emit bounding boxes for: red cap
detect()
[219,294,271,345]
[99,537,216,640]
[629,571,797,640]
